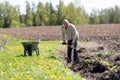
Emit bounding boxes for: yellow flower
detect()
[0,62,2,65]
[7,78,14,80]
[50,75,56,79]
[27,76,33,80]
[67,76,72,80]
[15,74,22,79]
[9,63,12,67]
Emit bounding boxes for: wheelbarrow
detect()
[21,41,40,56]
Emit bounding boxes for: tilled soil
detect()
[0,25,120,41]
[58,40,120,80]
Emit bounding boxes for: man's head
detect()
[63,19,69,28]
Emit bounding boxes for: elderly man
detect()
[61,19,79,65]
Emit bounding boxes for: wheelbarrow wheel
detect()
[28,47,32,56]
[28,51,32,56]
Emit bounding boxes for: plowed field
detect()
[0,24,120,41]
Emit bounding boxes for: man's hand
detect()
[62,40,67,45]
[71,43,74,48]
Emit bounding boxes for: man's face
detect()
[64,22,68,28]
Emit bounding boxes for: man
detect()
[61,19,79,65]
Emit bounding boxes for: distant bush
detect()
[0,34,9,49]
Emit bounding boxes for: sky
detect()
[0,0,120,14]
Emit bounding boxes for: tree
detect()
[9,6,20,27]
[89,10,100,24]
[36,2,45,26]
[0,1,20,28]
[57,0,66,25]
[25,0,33,26]
[0,3,4,28]
[113,6,120,23]
[44,2,50,25]
[3,1,11,28]
[99,9,110,24]
[32,2,37,26]
[108,8,114,23]
[49,2,57,25]
[65,2,89,25]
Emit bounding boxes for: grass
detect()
[0,37,83,80]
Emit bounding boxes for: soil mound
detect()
[58,40,120,80]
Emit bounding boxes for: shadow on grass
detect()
[16,54,26,57]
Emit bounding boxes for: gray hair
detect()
[63,19,69,24]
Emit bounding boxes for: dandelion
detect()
[9,63,12,67]
[27,76,33,80]
[15,73,22,79]
[7,78,14,80]
[67,76,72,80]
[50,74,56,79]
[31,67,35,72]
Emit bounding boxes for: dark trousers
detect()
[67,36,79,63]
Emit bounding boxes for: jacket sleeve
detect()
[61,26,66,40]
[71,25,78,44]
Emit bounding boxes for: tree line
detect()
[0,0,120,28]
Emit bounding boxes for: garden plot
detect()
[59,40,120,80]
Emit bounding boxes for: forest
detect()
[0,0,120,28]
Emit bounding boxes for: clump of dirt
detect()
[58,40,120,80]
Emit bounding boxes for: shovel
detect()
[62,42,84,53]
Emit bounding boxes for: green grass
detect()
[0,38,83,80]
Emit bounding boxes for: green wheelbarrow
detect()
[22,42,40,56]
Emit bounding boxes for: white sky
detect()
[0,0,120,14]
